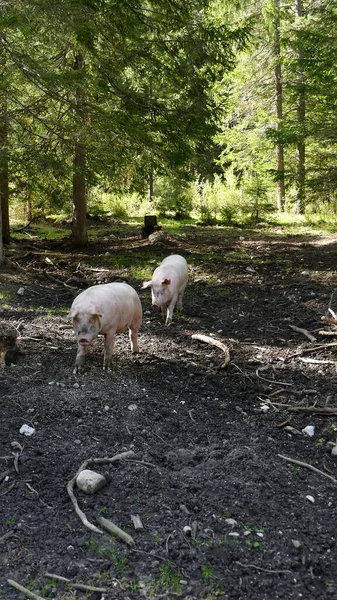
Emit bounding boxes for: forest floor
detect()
[1,218,337,600]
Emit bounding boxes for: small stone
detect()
[183,526,192,536]
[228,532,240,538]
[128,404,138,411]
[73,383,80,389]
[225,518,238,527]
[331,446,337,457]
[19,424,35,436]
[306,495,315,503]
[76,469,107,494]
[302,425,315,437]
[17,287,25,296]
[292,539,301,548]
[256,532,264,538]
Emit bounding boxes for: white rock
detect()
[19,424,35,436]
[260,404,270,412]
[302,425,315,437]
[17,287,25,296]
[224,518,238,527]
[76,469,107,494]
[306,495,315,503]
[292,539,301,548]
[331,446,337,457]
[183,526,192,536]
[228,532,240,538]
[128,404,138,411]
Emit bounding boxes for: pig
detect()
[142,254,188,325]
[68,282,142,373]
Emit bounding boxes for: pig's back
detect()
[160,255,188,280]
[72,283,141,313]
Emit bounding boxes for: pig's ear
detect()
[141,280,152,289]
[68,308,77,320]
[161,278,171,286]
[89,306,102,318]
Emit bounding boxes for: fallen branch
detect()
[235,562,291,575]
[191,334,230,367]
[278,454,337,484]
[298,357,336,365]
[45,573,107,592]
[265,400,337,415]
[7,579,46,600]
[321,315,337,326]
[67,450,134,535]
[318,330,337,337]
[97,516,135,546]
[256,369,293,387]
[289,325,316,343]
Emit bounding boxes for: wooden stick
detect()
[289,325,316,342]
[7,579,46,600]
[67,450,134,535]
[97,516,135,546]
[278,454,337,484]
[191,334,230,366]
[265,400,337,415]
[256,369,293,387]
[45,573,107,592]
[298,357,336,365]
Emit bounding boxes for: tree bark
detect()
[274,0,285,211]
[72,142,87,246]
[0,45,9,244]
[71,51,88,246]
[294,0,306,214]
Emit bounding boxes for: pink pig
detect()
[69,282,142,373]
[142,254,188,325]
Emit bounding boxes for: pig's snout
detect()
[152,303,160,309]
[79,338,90,346]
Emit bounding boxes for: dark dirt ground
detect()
[2,220,337,600]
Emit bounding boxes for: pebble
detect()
[306,495,315,503]
[76,469,107,494]
[225,518,238,527]
[128,404,138,411]
[302,425,315,437]
[228,532,240,538]
[292,539,301,548]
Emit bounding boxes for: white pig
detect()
[69,282,142,373]
[142,254,188,325]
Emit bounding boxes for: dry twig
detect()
[7,579,46,600]
[97,516,135,546]
[289,325,316,342]
[191,334,230,367]
[45,572,107,592]
[256,369,293,387]
[278,454,337,484]
[235,562,291,575]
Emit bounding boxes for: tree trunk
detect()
[0,189,3,263]
[71,51,87,246]
[148,171,154,202]
[0,59,9,243]
[72,142,87,246]
[274,0,285,211]
[294,0,306,214]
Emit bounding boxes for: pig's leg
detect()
[103,331,116,370]
[176,293,183,312]
[161,304,167,323]
[165,295,178,325]
[129,327,139,353]
[74,344,89,374]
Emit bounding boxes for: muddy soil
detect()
[1,222,337,600]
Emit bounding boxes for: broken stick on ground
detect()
[191,333,230,367]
